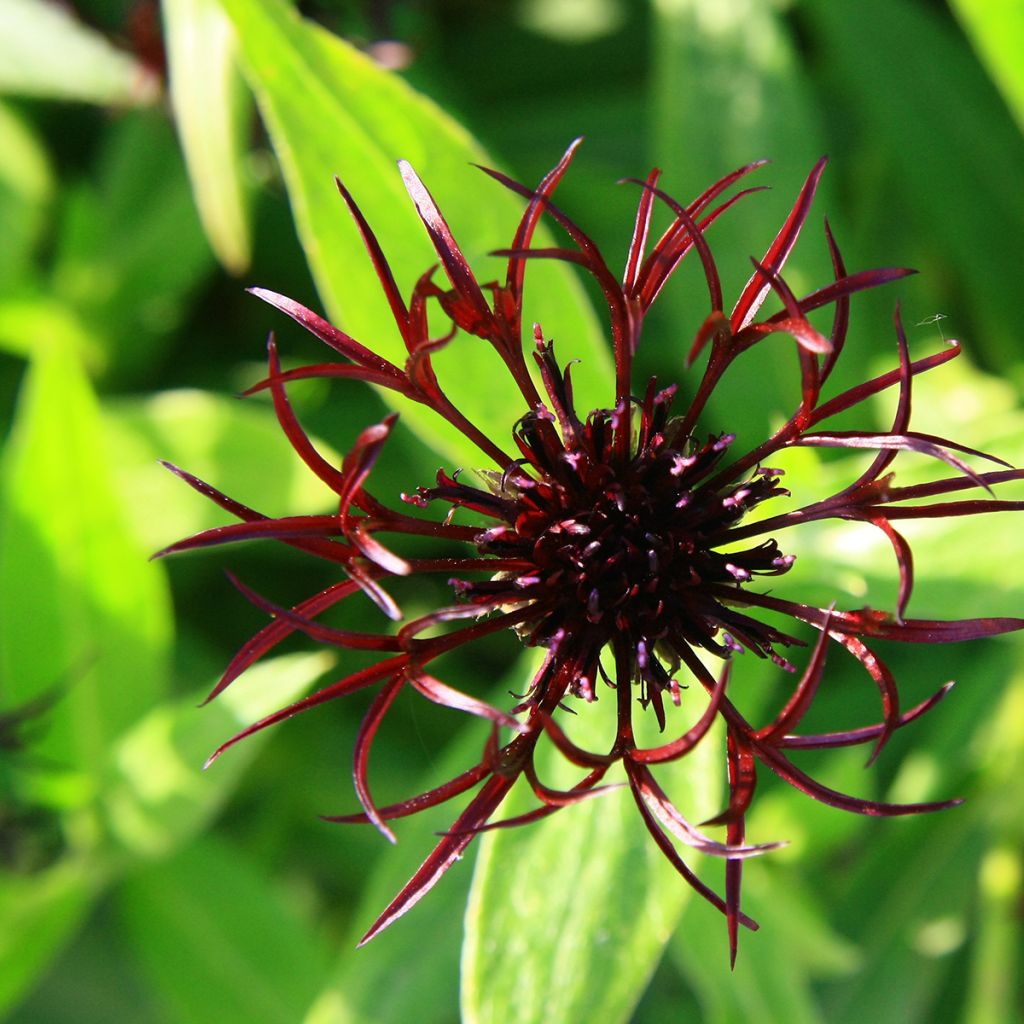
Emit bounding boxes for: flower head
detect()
[159,141,1024,962]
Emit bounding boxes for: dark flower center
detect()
[453,372,797,703]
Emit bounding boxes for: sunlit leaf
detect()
[960,672,1024,1023]
[0,336,172,786]
[649,0,830,445]
[962,843,1022,1023]
[0,0,159,105]
[782,354,1024,618]
[0,99,53,288]
[0,296,97,364]
[462,680,722,1024]
[651,0,826,206]
[163,0,253,274]
[950,0,1024,134]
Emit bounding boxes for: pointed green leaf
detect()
[950,0,1024,134]
[0,336,172,788]
[0,0,159,105]
[462,681,722,1024]
[218,0,608,466]
[164,0,253,274]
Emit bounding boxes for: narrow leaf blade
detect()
[163,0,253,273]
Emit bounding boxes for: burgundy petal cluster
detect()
[159,140,1024,962]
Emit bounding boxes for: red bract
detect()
[158,141,1024,963]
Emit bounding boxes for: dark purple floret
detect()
[157,140,1024,964]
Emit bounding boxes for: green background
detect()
[1,0,1022,1020]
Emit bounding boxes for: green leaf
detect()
[3,902,172,1024]
[0,335,172,791]
[0,328,179,1007]
[103,650,334,858]
[826,813,983,1024]
[50,112,215,383]
[462,676,722,1024]
[801,0,1024,370]
[118,834,329,1024]
[794,651,1021,1023]
[777,352,1024,620]
[650,0,831,447]
[0,858,104,1015]
[963,844,1022,1024]
[103,389,340,554]
[949,0,1024,134]
[0,0,159,106]
[0,295,98,364]
[0,649,329,1017]
[651,0,826,202]
[671,866,856,1023]
[303,668,538,1024]
[218,0,609,466]
[961,671,1024,1024]
[303,734,472,1024]
[164,0,254,274]
[0,100,53,288]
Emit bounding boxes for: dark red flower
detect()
[158,141,1024,963]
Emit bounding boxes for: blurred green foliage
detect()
[0,0,1022,1021]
